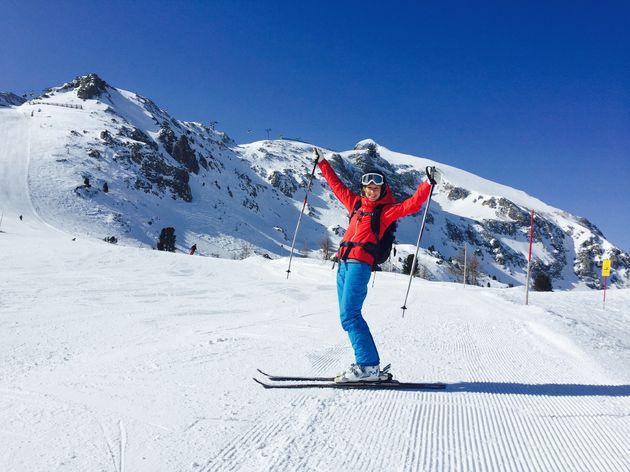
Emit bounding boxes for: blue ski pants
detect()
[336,261,380,366]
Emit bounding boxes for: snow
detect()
[2,211,630,471]
[1,91,629,471]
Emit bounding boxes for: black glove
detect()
[313,148,325,164]
[426,166,442,186]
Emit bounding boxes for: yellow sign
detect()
[602,259,611,277]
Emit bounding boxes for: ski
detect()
[256,363,391,382]
[252,377,446,390]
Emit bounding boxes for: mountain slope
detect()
[0,74,627,289]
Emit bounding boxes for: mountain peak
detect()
[354,139,379,152]
[61,73,110,100]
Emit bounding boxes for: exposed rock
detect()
[269,170,298,197]
[119,126,157,150]
[63,74,109,100]
[157,124,176,155]
[126,142,143,165]
[100,130,115,145]
[447,186,470,201]
[172,135,199,174]
[445,221,465,243]
[483,197,530,224]
[137,156,192,202]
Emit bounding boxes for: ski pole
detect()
[401,166,437,317]
[286,154,319,278]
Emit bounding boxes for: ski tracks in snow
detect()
[201,290,630,472]
[202,388,629,471]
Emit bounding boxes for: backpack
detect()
[348,200,397,268]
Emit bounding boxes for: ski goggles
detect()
[361,172,385,186]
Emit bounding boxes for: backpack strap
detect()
[349,199,362,219]
[339,240,378,261]
[370,204,384,244]
[339,202,386,263]
[339,200,365,261]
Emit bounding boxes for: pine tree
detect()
[533,272,553,291]
[402,254,419,276]
[157,227,176,252]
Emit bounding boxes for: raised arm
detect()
[381,181,432,228]
[316,151,359,213]
[381,166,442,228]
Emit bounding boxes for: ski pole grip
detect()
[426,166,436,186]
[313,148,323,167]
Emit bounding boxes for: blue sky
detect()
[3,0,629,251]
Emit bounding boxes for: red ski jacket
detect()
[318,159,432,266]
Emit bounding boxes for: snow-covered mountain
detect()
[1,73,628,289]
[0,92,26,108]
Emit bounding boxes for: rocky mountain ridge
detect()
[1,73,627,289]
[0,92,27,107]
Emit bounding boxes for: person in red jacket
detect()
[314,148,440,382]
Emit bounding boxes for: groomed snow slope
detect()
[1,213,629,471]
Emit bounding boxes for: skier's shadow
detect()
[445,382,630,397]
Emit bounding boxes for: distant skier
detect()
[314,148,441,382]
[189,244,197,255]
[19,215,23,221]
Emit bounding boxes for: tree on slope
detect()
[533,272,553,291]
[157,227,176,252]
[449,247,480,285]
[402,254,419,276]
[319,236,335,261]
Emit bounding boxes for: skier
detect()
[189,244,197,255]
[314,148,441,382]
